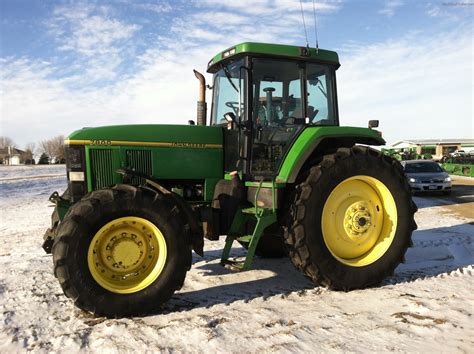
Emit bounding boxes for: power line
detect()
[312,0,319,52]
[299,0,309,48]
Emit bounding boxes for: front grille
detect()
[90,149,115,190]
[421,179,443,183]
[125,149,152,185]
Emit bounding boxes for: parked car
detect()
[451,149,474,157]
[401,160,452,195]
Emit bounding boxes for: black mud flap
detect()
[43,190,70,254]
[43,206,60,254]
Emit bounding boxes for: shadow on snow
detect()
[152,222,474,314]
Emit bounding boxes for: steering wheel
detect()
[225,101,243,115]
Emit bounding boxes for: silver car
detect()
[401,160,452,195]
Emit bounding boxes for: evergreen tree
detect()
[38,153,49,165]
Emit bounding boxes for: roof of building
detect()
[0,147,25,155]
[207,42,340,73]
[392,139,474,147]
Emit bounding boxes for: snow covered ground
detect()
[0,165,473,352]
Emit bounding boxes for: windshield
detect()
[404,162,444,173]
[211,59,245,125]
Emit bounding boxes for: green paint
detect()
[277,126,385,183]
[57,199,71,221]
[244,181,286,188]
[208,42,339,73]
[68,124,223,145]
[73,125,224,200]
[221,206,277,270]
[85,145,92,192]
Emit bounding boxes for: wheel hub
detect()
[111,235,143,269]
[344,203,372,237]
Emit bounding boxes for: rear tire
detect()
[52,184,192,317]
[283,146,417,290]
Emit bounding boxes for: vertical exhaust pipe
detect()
[193,70,207,126]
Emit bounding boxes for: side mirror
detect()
[368,120,379,129]
[224,112,237,124]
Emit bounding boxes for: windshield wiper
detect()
[222,65,239,93]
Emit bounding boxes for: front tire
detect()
[52,185,191,317]
[283,146,417,290]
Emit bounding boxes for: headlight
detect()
[66,145,86,202]
[67,145,83,169]
[408,177,417,183]
[444,177,451,182]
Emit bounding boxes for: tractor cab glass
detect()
[211,59,245,126]
[250,59,337,176]
[306,63,337,125]
[211,56,338,178]
[250,59,304,176]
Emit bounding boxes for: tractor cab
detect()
[207,43,340,178]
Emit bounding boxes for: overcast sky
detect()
[0,0,472,148]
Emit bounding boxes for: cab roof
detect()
[207,42,340,73]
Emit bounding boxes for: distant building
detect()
[0,146,25,165]
[391,139,474,160]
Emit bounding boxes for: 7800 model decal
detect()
[64,139,222,149]
[91,139,112,146]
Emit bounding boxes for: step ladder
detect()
[220,180,277,270]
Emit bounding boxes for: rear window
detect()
[404,162,444,173]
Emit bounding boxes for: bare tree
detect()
[22,142,36,164]
[40,135,65,164]
[39,140,53,163]
[0,136,16,149]
[51,135,65,163]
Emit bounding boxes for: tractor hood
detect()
[65,124,223,148]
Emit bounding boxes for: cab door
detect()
[249,58,306,179]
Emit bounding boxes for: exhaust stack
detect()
[193,70,207,126]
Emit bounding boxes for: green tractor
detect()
[44,42,417,317]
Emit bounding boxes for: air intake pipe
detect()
[193,70,207,126]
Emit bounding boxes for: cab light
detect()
[223,48,236,58]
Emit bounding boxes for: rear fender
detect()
[277,126,385,183]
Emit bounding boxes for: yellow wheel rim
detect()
[322,176,397,267]
[87,216,167,294]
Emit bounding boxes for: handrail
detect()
[271,178,276,212]
[255,178,264,214]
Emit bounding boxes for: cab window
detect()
[306,64,336,125]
